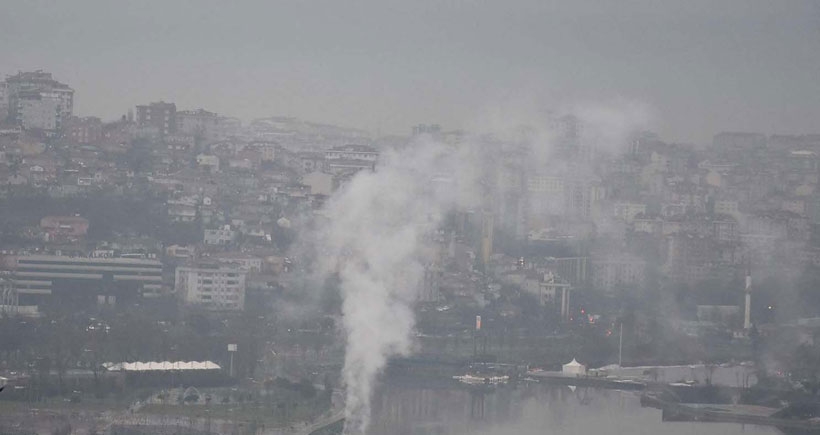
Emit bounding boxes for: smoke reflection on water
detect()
[367,382,781,435]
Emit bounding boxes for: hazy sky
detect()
[3,0,819,143]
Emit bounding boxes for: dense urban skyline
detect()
[3,0,820,143]
[4,2,820,434]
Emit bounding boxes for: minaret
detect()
[481,211,494,268]
[744,271,752,330]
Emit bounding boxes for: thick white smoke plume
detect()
[318,139,481,434]
[313,101,651,434]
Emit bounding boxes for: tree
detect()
[797,265,820,317]
[124,139,155,174]
[47,319,83,395]
[789,344,820,395]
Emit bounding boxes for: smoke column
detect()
[314,101,650,434]
[318,138,480,434]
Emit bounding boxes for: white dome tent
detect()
[562,358,587,376]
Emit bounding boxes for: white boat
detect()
[453,373,510,385]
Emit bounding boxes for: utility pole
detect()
[618,322,623,367]
[205,395,212,434]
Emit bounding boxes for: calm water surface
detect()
[368,379,781,435]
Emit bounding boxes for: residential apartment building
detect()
[175,263,246,311]
[299,151,326,173]
[613,201,647,223]
[136,101,176,136]
[177,109,220,140]
[544,256,589,287]
[664,233,737,284]
[591,254,646,293]
[633,214,663,235]
[4,71,74,128]
[64,116,103,144]
[212,253,263,273]
[527,174,564,216]
[326,158,375,175]
[17,91,62,131]
[204,225,237,245]
[324,144,379,162]
[564,177,604,220]
[251,141,278,162]
[196,154,220,172]
[419,264,441,302]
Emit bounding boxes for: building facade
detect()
[613,201,648,223]
[175,264,246,311]
[177,109,220,140]
[204,225,237,245]
[590,254,646,293]
[136,101,176,136]
[324,144,379,162]
[17,91,64,132]
[4,254,163,310]
[4,71,74,128]
[64,116,103,144]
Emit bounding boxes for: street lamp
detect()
[227,344,237,377]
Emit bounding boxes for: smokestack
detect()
[744,272,752,330]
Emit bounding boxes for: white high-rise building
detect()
[4,71,73,130]
[18,91,63,131]
[175,264,246,311]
